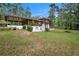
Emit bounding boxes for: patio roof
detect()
[0,14,49,23]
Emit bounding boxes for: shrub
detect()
[0,27,5,31]
[8,27,12,30]
[23,25,26,29]
[64,30,71,33]
[45,28,50,32]
[27,25,33,32]
[0,27,10,31]
[13,27,17,30]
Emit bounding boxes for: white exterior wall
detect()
[46,24,50,29]
[32,26,43,32]
[7,25,23,29]
[7,23,50,32]
[32,23,49,32]
[32,23,50,32]
[42,24,46,31]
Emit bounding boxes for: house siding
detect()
[0,14,50,32]
[7,25,23,29]
[32,26,42,32]
[7,23,49,32]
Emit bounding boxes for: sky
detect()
[21,3,62,17]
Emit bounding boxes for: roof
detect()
[0,14,49,22]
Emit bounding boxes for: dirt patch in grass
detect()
[15,30,31,36]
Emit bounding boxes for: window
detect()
[36,26,38,30]
[40,27,42,30]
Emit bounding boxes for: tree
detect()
[0,3,13,14]
[49,3,79,30]
[60,3,79,30]
[0,3,32,28]
[24,7,31,18]
[0,3,32,18]
[9,3,21,15]
[49,3,59,28]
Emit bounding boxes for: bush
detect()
[45,28,50,32]
[13,27,17,30]
[8,27,12,30]
[0,27,5,31]
[27,25,33,32]
[0,27,10,31]
[64,30,71,33]
[23,25,26,29]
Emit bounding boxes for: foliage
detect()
[0,3,31,18]
[13,27,17,30]
[0,27,10,31]
[49,3,59,28]
[0,20,7,24]
[49,3,79,30]
[23,25,26,29]
[45,28,50,32]
[64,30,71,33]
[27,25,33,32]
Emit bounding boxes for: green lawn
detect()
[0,30,79,56]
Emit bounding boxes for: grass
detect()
[0,30,79,56]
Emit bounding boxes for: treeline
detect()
[49,3,79,30]
[0,3,31,18]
